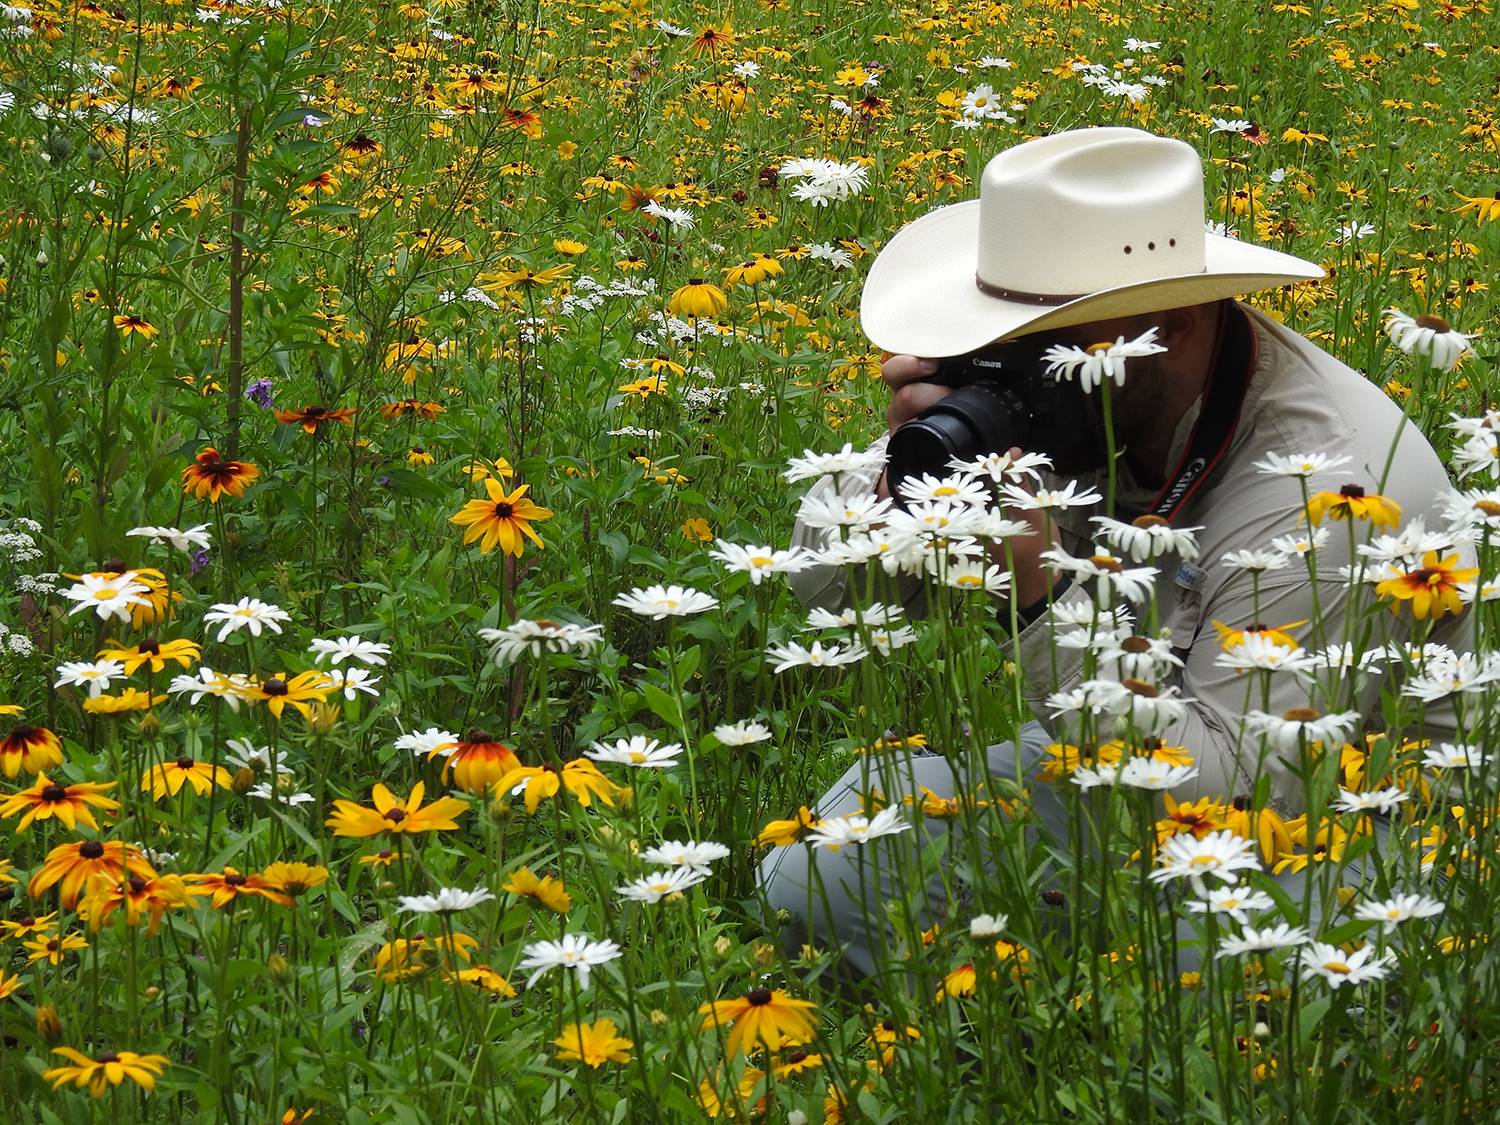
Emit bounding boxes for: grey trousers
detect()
[758,721,1380,981]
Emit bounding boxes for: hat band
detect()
[974,273,1087,306]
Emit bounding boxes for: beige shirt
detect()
[789,304,1470,813]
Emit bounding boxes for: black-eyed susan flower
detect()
[248,671,336,721]
[0,970,21,1000]
[260,862,328,898]
[83,689,166,716]
[666,278,728,319]
[552,1018,633,1067]
[0,724,64,778]
[141,757,233,800]
[273,404,358,434]
[326,782,469,838]
[78,873,189,935]
[181,447,260,502]
[373,932,477,982]
[722,254,784,288]
[501,865,572,913]
[1376,550,1479,620]
[1212,619,1306,651]
[449,480,553,557]
[24,930,88,964]
[493,760,619,815]
[936,963,978,1001]
[0,773,119,831]
[42,1047,169,1098]
[407,446,435,465]
[96,637,200,675]
[553,238,587,255]
[111,314,158,338]
[449,965,517,996]
[1305,484,1401,529]
[1454,191,1500,225]
[478,263,571,292]
[755,806,819,847]
[185,867,293,908]
[378,399,444,420]
[0,912,57,939]
[698,987,816,1058]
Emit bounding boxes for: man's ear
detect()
[1146,303,1210,347]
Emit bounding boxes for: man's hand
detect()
[876,354,950,500]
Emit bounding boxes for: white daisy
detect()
[585,736,684,769]
[1423,742,1487,770]
[203,597,292,642]
[54,659,125,697]
[126,524,213,553]
[478,619,604,664]
[61,572,151,623]
[1331,786,1409,815]
[1252,451,1352,478]
[1215,923,1311,958]
[712,719,772,746]
[1117,758,1199,791]
[969,912,1008,938]
[323,667,382,701]
[396,886,495,915]
[1041,327,1167,392]
[782,441,887,483]
[639,840,730,874]
[1384,307,1475,372]
[611,584,718,619]
[307,636,392,666]
[1243,707,1361,752]
[1184,882,1274,926]
[1149,830,1263,889]
[1299,941,1395,988]
[796,492,893,530]
[1352,892,1444,934]
[764,639,868,673]
[1091,515,1202,562]
[707,541,812,584]
[1000,479,1103,512]
[616,866,709,904]
[517,934,622,990]
[808,806,910,849]
[394,727,460,758]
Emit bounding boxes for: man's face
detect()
[1020,311,1173,440]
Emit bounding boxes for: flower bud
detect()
[231,767,256,795]
[267,952,292,985]
[144,985,160,999]
[487,797,512,824]
[713,935,733,957]
[36,1005,63,1044]
[307,701,341,735]
[137,711,161,739]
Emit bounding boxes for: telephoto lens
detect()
[884,339,1104,502]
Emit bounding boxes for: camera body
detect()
[884,338,1106,497]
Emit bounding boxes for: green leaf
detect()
[640,681,682,728]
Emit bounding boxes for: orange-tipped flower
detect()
[182,447,260,502]
[28,839,155,908]
[0,773,119,832]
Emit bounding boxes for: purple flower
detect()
[190,549,211,575]
[244,378,274,409]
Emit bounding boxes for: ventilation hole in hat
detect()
[1169,238,1177,247]
[1148,241,1156,251]
[1123,245,1132,254]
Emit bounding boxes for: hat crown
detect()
[976,128,1206,298]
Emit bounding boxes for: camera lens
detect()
[887,383,1020,496]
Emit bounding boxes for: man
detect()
[758,127,1470,979]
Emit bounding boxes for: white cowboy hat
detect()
[859,127,1325,358]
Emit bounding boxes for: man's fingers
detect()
[887,382,954,432]
[881,354,942,391]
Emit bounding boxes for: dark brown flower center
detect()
[1415,313,1451,332]
[176,757,195,770]
[1121,636,1151,654]
[138,638,160,654]
[1132,515,1169,529]
[80,841,105,859]
[225,873,247,886]
[493,502,514,518]
[40,785,67,802]
[746,987,773,1006]
[384,808,407,823]
[786,1049,809,1063]
[96,1051,120,1063]
[466,728,494,744]
[262,679,288,697]
[1233,796,1251,810]
[1283,707,1322,723]
[10,724,38,739]
[1339,484,1365,499]
[129,877,146,893]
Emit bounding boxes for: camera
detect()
[884,337,1106,498]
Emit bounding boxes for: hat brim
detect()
[859,199,1326,358]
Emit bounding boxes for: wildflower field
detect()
[0,0,1497,1119]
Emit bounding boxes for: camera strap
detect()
[1145,301,1256,523]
